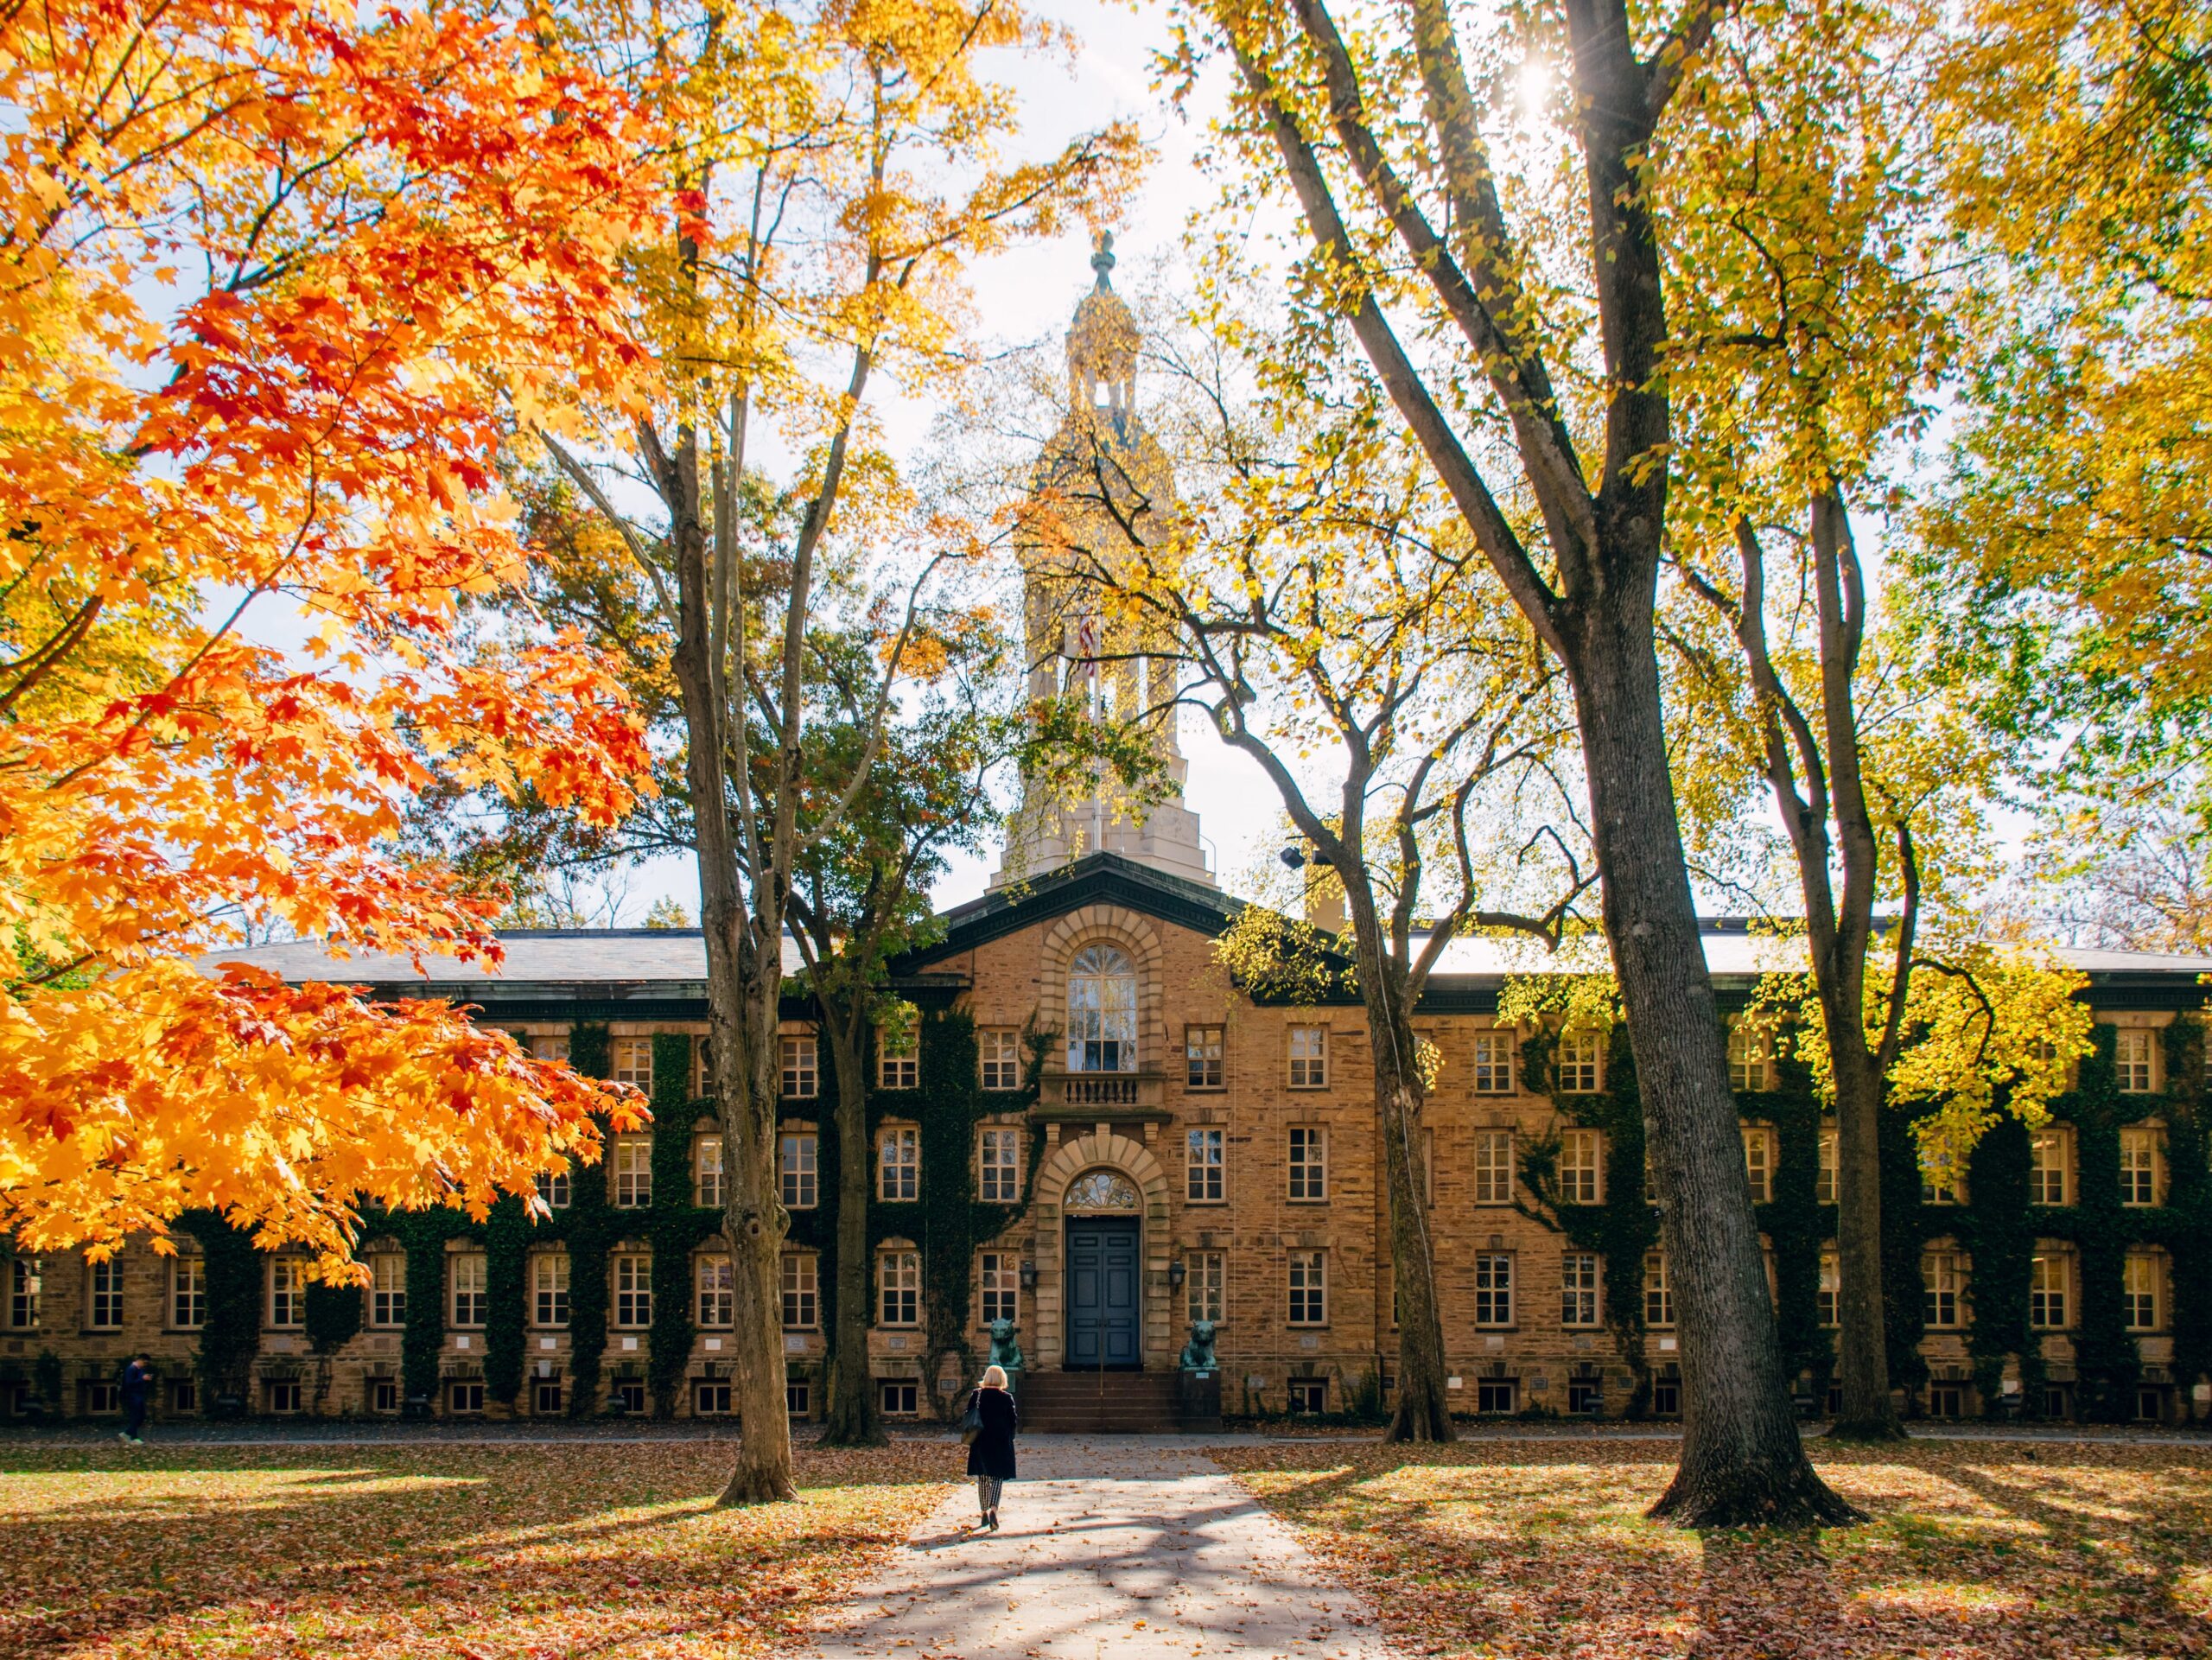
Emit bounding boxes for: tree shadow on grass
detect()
[0,1442,952,1657]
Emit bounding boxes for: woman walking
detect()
[965,1364,1018,1531]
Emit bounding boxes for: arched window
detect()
[1067,944,1137,1072]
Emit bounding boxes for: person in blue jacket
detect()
[118,1354,150,1446]
[964,1364,1018,1531]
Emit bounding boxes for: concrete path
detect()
[804,1435,1395,1660]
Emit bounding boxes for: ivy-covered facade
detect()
[3,859,2208,1427]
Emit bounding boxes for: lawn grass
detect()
[0,1441,957,1657]
[1211,1438,2212,1658]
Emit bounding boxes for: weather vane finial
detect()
[1090,229,1116,289]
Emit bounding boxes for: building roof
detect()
[205,854,2210,1014]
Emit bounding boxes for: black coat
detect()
[964,1385,1018,1479]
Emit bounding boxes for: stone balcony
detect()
[1033,1069,1173,1119]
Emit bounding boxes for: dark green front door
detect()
[1065,1217,1141,1369]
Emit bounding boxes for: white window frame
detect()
[979,1250,1019,1327]
[1561,1251,1599,1327]
[1557,1030,1602,1093]
[879,1249,920,1326]
[780,1033,818,1099]
[169,1256,204,1331]
[1287,1250,1327,1326]
[1473,1253,1514,1327]
[1472,1031,1515,1094]
[1923,1250,1962,1329]
[701,1253,736,1327]
[780,1129,818,1210]
[979,1027,1023,1091]
[533,1253,571,1327]
[779,1251,815,1330]
[1643,1250,1674,1328]
[1818,1250,1840,1327]
[2120,1127,2162,1207]
[694,1134,725,1209]
[1287,1125,1328,1201]
[8,1257,41,1330]
[369,1252,407,1328]
[1186,1127,1225,1202]
[613,1252,652,1329]
[1187,1250,1225,1325]
[1727,1022,1772,1091]
[450,1252,487,1328]
[2029,1253,2069,1330]
[611,1036,653,1091]
[2124,1250,2162,1332]
[1287,1026,1328,1090]
[1066,944,1139,1073]
[1185,1024,1225,1090]
[2115,1028,2156,1094]
[2031,1129,2073,1207]
[1742,1125,1775,1204]
[1558,1129,1604,1205]
[267,1257,304,1329]
[612,1137,652,1209]
[877,1125,920,1202]
[537,1168,573,1210]
[1816,1125,1838,1205]
[977,1127,1021,1204]
[878,1025,920,1091]
[1473,1129,1516,1205]
[86,1257,124,1330]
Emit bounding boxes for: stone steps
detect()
[1016,1370,1210,1434]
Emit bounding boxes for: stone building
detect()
[4,254,2207,1431]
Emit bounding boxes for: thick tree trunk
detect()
[1333,899,1454,1441]
[1566,603,1859,1527]
[818,1015,885,1446]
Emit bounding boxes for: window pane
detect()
[1067,945,1139,1072]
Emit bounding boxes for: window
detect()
[534,1254,571,1326]
[1929,1381,1966,1419]
[694,1034,715,1096]
[2031,1130,2072,1206]
[1557,1030,1602,1093]
[371,1378,399,1414]
[1921,1159,1961,1205]
[880,1379,919,1416]
[699,1254,735,1326]
[265,1379,302,1414]
[534,1380,564,1415]
[1651,1372,1681,1415]
[694,1135,724,1208]
[536,1168,572,1210]
[1742,1126,1775,1204]
[785,1379,810,1417]
[1287,1250,1326,1326]
[83,1380,119,1414]
[86,1258,123,1330]
[614,1379,646,1414]
[1816,1125,1838,1205]
[1818,1251,1840,1327]
[1477,1377,1518,1414]
[978,1128,1022,1203]
[979,1028,1022,1091]
[613,1138,652,1208]
[780,1034,818,1098]
[449,1381,486,1415]
[1067,944,1138,1072]
[780,1131,818,1210]
[880,1250,920,1326]
[1287,1026,1328,1089]
[1923,1250,1963,1328]
[1473,1130,1516,1204]
[611,1036,653,1090]
[2030,1253,2069,1329]
[1186,1128,1225,1202]
[2124,1250,2163,1332]
[1288,1126,1328,1201]
[779,1253,815,1330]
[1567,1371,1603,1414]
[531,1033,571,1065]
[613,1253,652,1328]
[877,1126,919,1201]
[169,1257,204,1330]
[1561,1252,1600,1326]
[979,1251,1019,1326]
[7,1258,39,1330]
[1472,1031,1515,1094]
[1727,1022,1771,1091]
[2120,1127,2163,1206]
[451,1252,486,1327]
[694,1380,734,1416]
[371,1253,407,1327]
[1558,1129,1605,1205]
[1187,1250,1225,1324]
[2115,1028,2156,1093]
[267,1258,303,1328]
[1287,1377,1328,1415]
[1185,1025,1225,1090]
[1474,1254,1514,1326]
[878,1024,919,1091]
[1643,1251,1673,1327]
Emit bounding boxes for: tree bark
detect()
[817,1014,886,1446]
[1565,601,1860,1526]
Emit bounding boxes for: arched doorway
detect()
[1063,1167,1141,1370]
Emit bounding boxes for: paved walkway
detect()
[804,1436,1394,1660]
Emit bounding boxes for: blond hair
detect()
[981,1364,1008,1390]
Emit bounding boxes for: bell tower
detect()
[988,235,1212,890]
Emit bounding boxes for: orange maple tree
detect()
[0,0,662,1270]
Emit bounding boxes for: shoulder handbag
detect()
[958,1395,983,1446]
